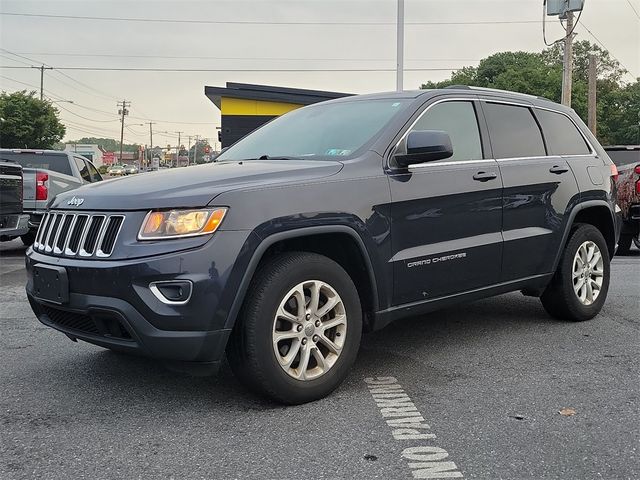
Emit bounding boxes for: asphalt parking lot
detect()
[1,238,638,480]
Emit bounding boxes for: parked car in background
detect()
[0,149,103,245]
[605,145,640,253]
[26,88,620,404]
[0,160,29,242]
[124,164,139,175]
[109,165,126,176]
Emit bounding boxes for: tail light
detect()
[36,172,48,200]
[635,165,640,175]
[636,180,640,195]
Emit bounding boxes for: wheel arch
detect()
[224,226,380,332]
[553,200,617,271]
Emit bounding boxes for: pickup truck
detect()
[0,149,103,244]
[605,146,640,253]
[0,160,29,242]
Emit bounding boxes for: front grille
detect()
[42,305,133,341]
[34,212,125,258]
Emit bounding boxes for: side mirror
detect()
[394,130,453,168]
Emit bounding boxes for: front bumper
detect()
[25,229,256,374]
[0,213,29,238]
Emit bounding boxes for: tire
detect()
[541,224,610,322]
[616,234,633,255]
[21,231,36,246]
[226,252,362,404]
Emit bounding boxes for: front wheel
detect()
[541,224,610,322]
[227,252,362,404]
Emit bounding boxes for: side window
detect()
[483,102,546,159]
[400,101,483,162]
[536,109,591,156]
[73,157,91,183]
[86,161,103,182]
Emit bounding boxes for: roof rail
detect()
[444,85,471,90]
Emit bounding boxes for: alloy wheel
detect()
[572,240,604,306]
[272,280,347,381]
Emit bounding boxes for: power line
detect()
[625,0,640,20]
[10,52,482,62]
[0,65,463,72]
[0,12,541,26]
[0,48,119,101]
[578,22,638,79]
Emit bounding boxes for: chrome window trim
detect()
[479,98,597,159]
[408,159,496,170]
[391,96,485,170]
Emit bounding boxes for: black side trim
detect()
[552,200,617,271]
[373,273,553,331]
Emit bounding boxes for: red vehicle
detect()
[606,146,640,253]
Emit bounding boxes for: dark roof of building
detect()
[205,82,353,109]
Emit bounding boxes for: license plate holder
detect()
[33,264,69,304]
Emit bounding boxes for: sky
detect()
[0,0,638,149]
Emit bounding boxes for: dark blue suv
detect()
[26,87,620,404]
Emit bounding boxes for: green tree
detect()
[420,42,639,145]
[0,90,66,148]
[188,139,212,164]
[69,137,140,152]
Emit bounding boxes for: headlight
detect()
[138,207,227,240]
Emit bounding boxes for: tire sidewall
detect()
[250,255,362,403]
[561,225,610,320]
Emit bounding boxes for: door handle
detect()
[473,171,498,182]
[549,165,569,174]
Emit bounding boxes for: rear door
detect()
[480,100,580,281]
[388,97,504,304]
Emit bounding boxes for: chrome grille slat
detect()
[37,212,53,251]
[34,212,50,249]
[44,214,62,252]
[80,215,105,257]
[36,211,125,259]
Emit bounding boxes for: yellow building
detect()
[205,83,350,148]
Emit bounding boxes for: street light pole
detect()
[396,0,404,92]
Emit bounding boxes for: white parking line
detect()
[365,377,464,479]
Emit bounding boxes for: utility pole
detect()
[175,131,183,167]
[187,136,192,166]
[193,135,200,164]
[587,54,597,135]
[145,122,155,166]
[31,65,53,100]
[396,0,404,92]
[117,100,130,165]
[561,10,575,107]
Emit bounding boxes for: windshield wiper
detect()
[256,155,302,160]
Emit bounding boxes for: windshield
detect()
[0,152,72,176]
[216,98,409,161]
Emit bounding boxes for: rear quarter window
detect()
[483,102,546,159]
[0,153,72,176]
[536,109,591,156]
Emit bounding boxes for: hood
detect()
[50,160,343,211]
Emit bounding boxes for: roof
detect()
[205,82,353,109]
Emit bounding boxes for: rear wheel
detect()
[227,252,362,404]
[617,234,633,255]
[541,224,610,322]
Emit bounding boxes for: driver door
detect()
[388,98,504,304]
